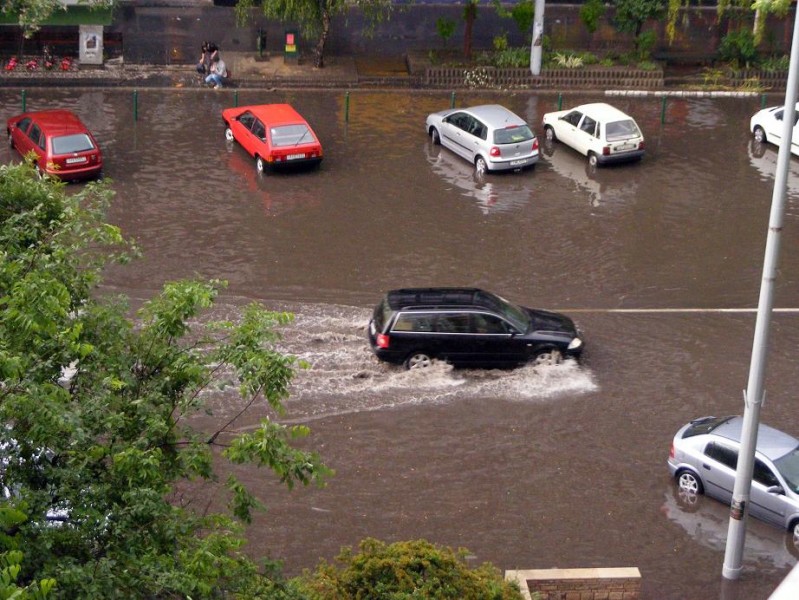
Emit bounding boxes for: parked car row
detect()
[425,101,646,174]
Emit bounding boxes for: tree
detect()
[613,0,664,38]
[0,162,330,598]
[297,538,525,599]
[234,0,392,69]
[1,0,113,34]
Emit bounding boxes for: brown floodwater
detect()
[3,86,799,599]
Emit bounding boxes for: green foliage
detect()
[552,52,585,68]
[580,0,606,35]
[1,0,114,34]
[719,28,758,68]
[613,0,665,37]
[493,33,508,52]
[0,162,329,598]
[635,29,657,60]
[435,17,457,46]
[760,54,789,72]
[491,0,533,36]
[297,538,525,599]
[0,550,57,599]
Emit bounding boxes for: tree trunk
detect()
[315,10,331,68]
[463,1,477,60]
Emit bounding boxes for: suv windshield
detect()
[476,291,529,332]
[774,446,799,493]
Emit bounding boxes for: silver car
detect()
[668,415,799,543]
[425,104,540,175]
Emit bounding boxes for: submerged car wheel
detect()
[224,127,234,142]
[532,349,562,366]
[475,156,488,175]
[430,127,441,145]
[677,470,704,495]
[753,126,767,144]
[405,352,433,370]
[256,156,266,174]
[588,152,599,168]
[787,520,799,559]
[545,126,556,142]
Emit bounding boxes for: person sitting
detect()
[195,41,210,75]
[205,54,228,89]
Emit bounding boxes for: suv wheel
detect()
[677,470,704,495]
[405,352,433,370]
[531,349,562,366]
[787,520,799,559]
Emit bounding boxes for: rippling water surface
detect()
[3,88,799,599]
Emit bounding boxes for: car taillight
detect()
[602,146,610,156]
[532,137,539,151]
[669,443,675,459]
[490,146,500,157]
[639,141,645,150]
[376,333,389,349]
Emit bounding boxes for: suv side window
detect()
[704,441,738,470]
[473,313,508,334]
[436,313,470,334]
[392,313,434,333]
[753,458,780,487]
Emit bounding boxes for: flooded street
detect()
[3,87,799,598]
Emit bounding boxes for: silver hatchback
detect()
[668,415,799,543]
[425,104,540,175]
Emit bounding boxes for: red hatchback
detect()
[6,109,103,181]
[222,103,323,173]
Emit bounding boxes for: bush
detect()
[719,29,758,68]
[296,538,524,600]
[580,0,606,35]
[635,30,657,60]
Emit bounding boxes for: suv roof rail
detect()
[387,288,485,309]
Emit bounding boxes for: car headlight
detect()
[568,337,583,350]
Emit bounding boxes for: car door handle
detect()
[702,464,711,470]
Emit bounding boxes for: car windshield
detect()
[475,291,529,332]
[493,125,534,145]
[52,134,95,154]
[605,119,641,142]
[270,124,313,147]
[774,446,799,493]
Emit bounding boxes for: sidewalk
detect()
[0,52,417,90]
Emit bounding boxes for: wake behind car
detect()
[425,104,539,175]
[368,287,583,369]
[222,103,323,173]
[542,102,644,167]
[750,102,799,156]
[6,109,103,181]
[668,415,799,542]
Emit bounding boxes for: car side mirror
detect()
[766,485,785,495]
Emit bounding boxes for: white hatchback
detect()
[542,102,645,167]
[750,103,799,156]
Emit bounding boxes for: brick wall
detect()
[506,567,642,600]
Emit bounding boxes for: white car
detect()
[425,104,540,175]
[750,103,799,156]
[541,102,645,167]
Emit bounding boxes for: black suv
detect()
[367,288,584,369]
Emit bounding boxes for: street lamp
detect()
[721,3,799,581]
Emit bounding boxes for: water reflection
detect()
[423,140,534,214]
[541,139,640,210]
[660,483,798,571]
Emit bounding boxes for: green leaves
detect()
[1,161,328,598]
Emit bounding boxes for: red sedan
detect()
[222,103,323,173]
[6,109,103,181]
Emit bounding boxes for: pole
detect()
[21,89,26,112]
[721,2,799,580]
[345,92,350,122]
[450,91,455,108]
[530,0,545,76]
[133,90,138,122]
